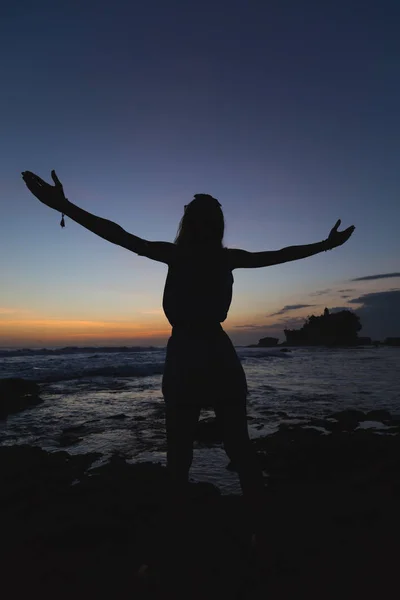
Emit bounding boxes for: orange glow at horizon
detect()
[0,317,171,344]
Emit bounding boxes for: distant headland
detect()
[249,308,400,348]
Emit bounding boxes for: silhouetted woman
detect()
[22,171,355,509]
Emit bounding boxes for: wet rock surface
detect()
[1,411,400,599]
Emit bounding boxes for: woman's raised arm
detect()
[228,220,355,269]
[22,170,175,265]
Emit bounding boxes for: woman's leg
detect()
[214,401,264,496]
[164,399,201,486]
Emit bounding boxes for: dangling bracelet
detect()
[60,198,68,228]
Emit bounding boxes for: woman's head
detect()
[175,194,225,247]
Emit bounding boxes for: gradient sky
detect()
[1,0,400,347]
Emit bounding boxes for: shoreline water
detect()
[1,345,399,493]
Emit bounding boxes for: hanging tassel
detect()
[60,213,65,228]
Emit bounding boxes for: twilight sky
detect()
[1,0,399,347]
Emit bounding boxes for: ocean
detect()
[1,345,399,493]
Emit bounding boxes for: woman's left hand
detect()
[327,219,355,249]
[22,170,68,212]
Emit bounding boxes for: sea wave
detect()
[237,348,292,359]
[35,363,165,383]
[0,346,163,358]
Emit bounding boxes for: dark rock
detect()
[329,409,366,431]
[0,378,43,419]
[0,445,100,510]
[185,481,221,499]
[253,423,400,487]
[330,409,366,421]
[226,461,237,471]
[257,336,279,347]
[384,426,400,434]
[58,433,83,447]
[1,424,400,599]
[365,410,392,422]
[309,418,340,432]
[332,507,380,527]
[277,423,323,439]
[384,337,400,346]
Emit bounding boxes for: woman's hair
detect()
[174,194,225,247]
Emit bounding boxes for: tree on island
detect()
[284,308,362,346]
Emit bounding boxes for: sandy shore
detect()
[1,410,399,599]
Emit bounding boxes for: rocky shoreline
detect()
[0,378,43,419]
[1,407,399,599]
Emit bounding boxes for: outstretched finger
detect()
[22,171,46,187]
[51,170,63,189]
[333,219,341,231]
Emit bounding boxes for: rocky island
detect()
[248,308,400,348]
[283,308,366,346]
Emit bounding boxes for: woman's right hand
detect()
[22,170,68,212]
[326,219,355,249]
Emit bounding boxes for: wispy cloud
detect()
[0,307,32,315]
[309,289,332,297]
[0,308,18,315]
[350,273,400,282]
[229,315,309,344]
[348,290,400,305]
[337,289,355,293]
[233,324,267,329]
[269,304,316,317]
